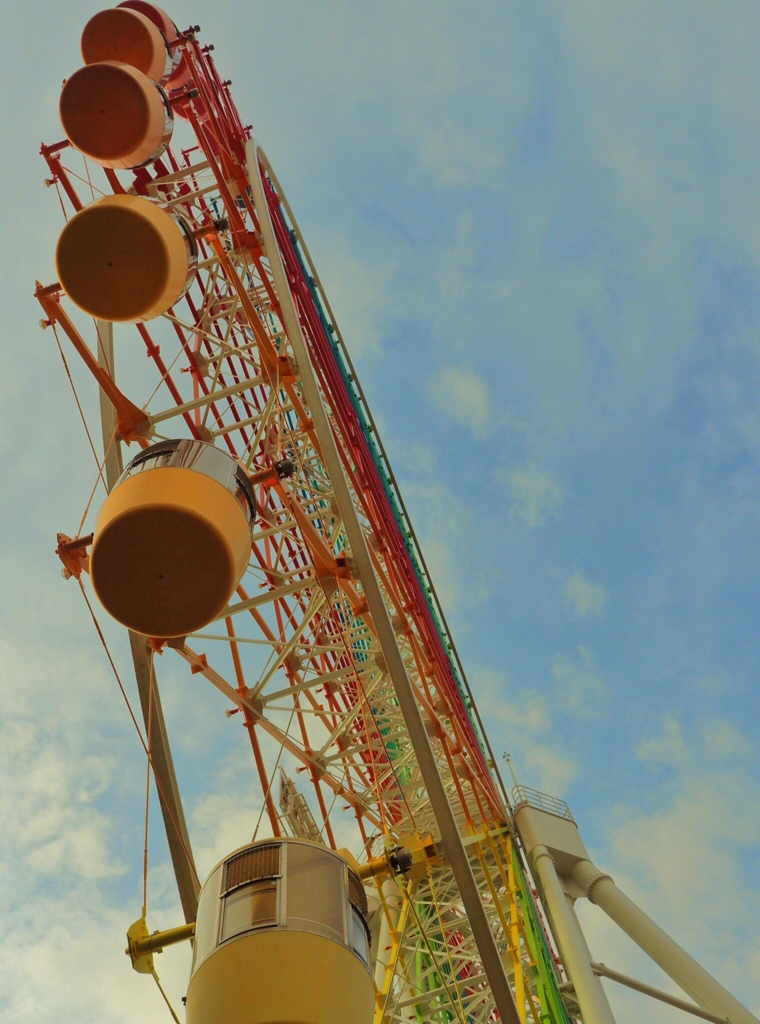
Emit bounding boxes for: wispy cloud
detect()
[0,633,190,1020]
[475,669,577,796]
[0,897,191,1024]
[563,570,608,618]
[309,235,390,360]
[476,669,549,733]
[390,438,494,611]
[501,463,564,528]
[637,718,686,768]
[551,645,606,713]
[426,366,495,438]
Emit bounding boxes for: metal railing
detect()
[511,785,575,821]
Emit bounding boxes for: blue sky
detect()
[1,2,759,1022]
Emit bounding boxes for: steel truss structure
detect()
[36,14,758,1024]
[37,23,571,1024]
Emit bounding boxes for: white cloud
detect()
[306,234,390,360]
[476,669,550,733]
[691,670,734,697]
[192,789,262,879]
[520,746,578,798]
[0,632,192,1022]
[474,669,577,797]
[638,716,753,774]
[426,366,495,438]
[637,718,686,768]
[563,570,608,618]
[700,718,752,762]
[0,643,128,885]
[391,438,494,611]
[551,645,606,712]
[502,463,564,528]
[0,899,191,1024]
[414,116,507,191]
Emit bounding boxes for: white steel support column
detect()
[530,846,617,1024]
[96,320,200,924]
[374,875,404,990]
[566,897,617,1021]
[248,140,522,1024]
[95,320,124,485]
[570,859,759,1024]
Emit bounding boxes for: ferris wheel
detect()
[37,7,759,1024]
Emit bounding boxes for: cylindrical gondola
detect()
[187,840,374,1024]
[90,440,255,638]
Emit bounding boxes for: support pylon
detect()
[513,785,759,1024]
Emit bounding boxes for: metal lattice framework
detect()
[37,19,574,1024]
